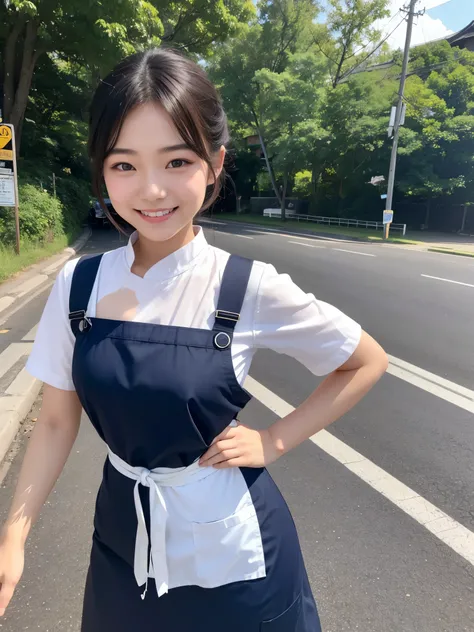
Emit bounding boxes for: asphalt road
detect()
[0,221,473,632]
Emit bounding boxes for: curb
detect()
[427,247,474,259]
[0,373,42,465]
[0,227,92,469]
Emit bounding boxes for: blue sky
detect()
[427,0,472,33]
[375,0,470,49]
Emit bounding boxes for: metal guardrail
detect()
[262,209,407,235]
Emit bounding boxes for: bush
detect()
[0,183,63,245]
[56,175,90,232]
[293,171,312,198]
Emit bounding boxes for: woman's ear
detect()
[207,146,226,185]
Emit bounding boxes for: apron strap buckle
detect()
[69,310,92,333]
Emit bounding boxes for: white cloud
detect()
[375,0,454,51]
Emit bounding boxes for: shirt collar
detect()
[124,225,208,281]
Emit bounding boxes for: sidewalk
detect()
[0,228,91,467]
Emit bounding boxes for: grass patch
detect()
[216,213,421,245]
[427,247,474,258]
[0,234,71,283]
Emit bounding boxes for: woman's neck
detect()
[131,222,196,277]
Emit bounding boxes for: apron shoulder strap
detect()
[69,254,103,336]
[213,254,253,334]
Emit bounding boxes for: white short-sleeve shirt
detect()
[26,227,361,391]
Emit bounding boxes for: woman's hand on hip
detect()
[199,423,282,469]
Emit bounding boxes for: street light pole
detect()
[385,0,419,238]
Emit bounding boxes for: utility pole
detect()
[384,0,419,239]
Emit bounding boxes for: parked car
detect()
[88,198,117,227]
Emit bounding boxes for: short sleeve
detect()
[26,258,79,391]
[253,264,361,376]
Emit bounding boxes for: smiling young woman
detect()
[0,48,388,632]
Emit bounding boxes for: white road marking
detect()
[245,375,474,567]
[6,367,37,396]
[334,248,376,257]
[0,296,15,315]
[388,355,474,408]
[198,219,227,226]
[0,279,54,327]
[217,232,254,240]
[0,342,34,381]
[13,274,49,298]
[288,241,325,249]
[421,274,474,288]
[22,324,38,341]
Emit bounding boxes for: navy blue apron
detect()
[69,252,322,631]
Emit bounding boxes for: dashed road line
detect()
[288,241,325,249]
[334,248,376,257]
[421,274,474,288]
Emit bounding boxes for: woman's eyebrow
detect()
[108,143,192,156]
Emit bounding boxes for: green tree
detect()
[1,0,255,153]
[1,0,163,152]
[312,0,390,87]
[210,0,320,204]
[395,45,474,223]
[254,52,326,218]
[154,0,255,56]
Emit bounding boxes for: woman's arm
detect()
[0,384,82,615]
[200,331,388,468]
[266,330,388,457]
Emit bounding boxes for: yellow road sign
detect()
[0,125,12,150]
[0,149,13,160]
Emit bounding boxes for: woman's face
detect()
[103,102,224,243]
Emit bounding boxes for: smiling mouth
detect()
[136,207,178,218]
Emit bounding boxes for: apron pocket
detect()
[260,593,302,630]
[192,503,266,588]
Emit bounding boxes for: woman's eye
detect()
[168,159,189,169]
[113,162,135,172]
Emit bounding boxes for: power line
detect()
[338,16,407,84]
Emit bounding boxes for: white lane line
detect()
[288,241,325,249]
[198,219,227,226]
[334,248,376,257]
[388,355,474,408]
[12,274,49,298]
[217,232,254,240]
[0,342,33,381]
[421,274,474,288]
[245,375,474,567]
[0,296,15,315]
[22,324,38,341]
[0,279,54,328]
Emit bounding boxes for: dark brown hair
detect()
[88,47,229,231]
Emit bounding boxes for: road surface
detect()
[0,221,473,631]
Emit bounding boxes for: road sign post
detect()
[0,124,20,254]
[383,209,394,240]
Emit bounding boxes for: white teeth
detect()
[140,208,174,217]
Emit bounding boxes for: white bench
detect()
[263,208,296,218]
